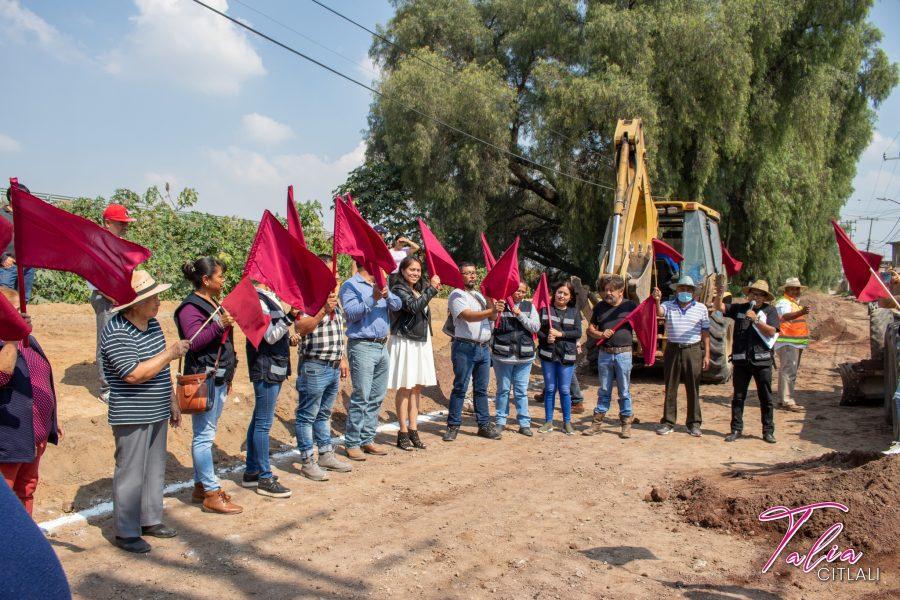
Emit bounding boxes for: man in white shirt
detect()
[443,262,502,442]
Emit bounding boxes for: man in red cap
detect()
[89,204,137,404]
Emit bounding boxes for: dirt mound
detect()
[674,451,899,560]
[802,292,864,342]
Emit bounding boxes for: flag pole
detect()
[188,306,223,344]
[16,264,29,348]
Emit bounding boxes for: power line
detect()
[230,0,381,80]
[305,0,615,171]
[189,0,617,193]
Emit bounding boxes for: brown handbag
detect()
[175,347,222,414]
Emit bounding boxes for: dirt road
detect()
[24,294,899,598]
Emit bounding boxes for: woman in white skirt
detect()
[388,256,441,450]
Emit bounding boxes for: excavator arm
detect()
[598,118,658,301]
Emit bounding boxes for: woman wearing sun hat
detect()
[100,270,190,553]
[714,279,781,444]
[774,277,809,412]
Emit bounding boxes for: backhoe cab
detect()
[594,118,733,383]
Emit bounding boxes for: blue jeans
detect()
[493,360,531,427]
[245,380,282,479]
[295,360,340,459]
[542,360,574,423]
[191,380,228,491]
[596,352,633,417]
[448,340,491,427]
[0,265,34,302]
[345,340,389,449]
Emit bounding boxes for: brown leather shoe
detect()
[572,402,585,414]
[191,482,205,504]
[201,489,243,515]
[362,443,388,455]
[582,412,605,436]
[620,416,634,439]
[345,447,367,461]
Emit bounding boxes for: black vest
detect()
[491,300,536,360]
[538,305,580,365]
[174,293,237,384]
[246,291,292,384]
[731,304,775,367]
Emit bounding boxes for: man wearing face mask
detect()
[584,275,637,438]
[653,276,711,437]
[714,279,780,443]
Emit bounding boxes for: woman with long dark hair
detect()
[537,280,582,435]
[174,257,242,515]
[387,255,441,450]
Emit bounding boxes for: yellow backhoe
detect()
[592,118,734,382]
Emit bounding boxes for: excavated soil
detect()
[674,451,899,560]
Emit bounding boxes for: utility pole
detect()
[858,216,880,251]
[884,152,900,161]
[840,219,857,239]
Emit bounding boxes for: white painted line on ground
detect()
[38,410,448,534]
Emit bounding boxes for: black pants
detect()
[731,363,775,435]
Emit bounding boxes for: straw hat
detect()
[742,279,774,302]
[112,270,171,312]
[778,277,808,292]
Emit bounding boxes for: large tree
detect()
[348,0,896,286]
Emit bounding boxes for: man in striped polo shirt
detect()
[653,276,712,437]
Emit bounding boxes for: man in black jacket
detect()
[714,278,780,444]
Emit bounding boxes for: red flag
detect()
[652,238,684,263]
[418,219,466,289]
[243,211,336,314]
[481,237,520,300]
[0,213,10,252]
[333,198,395,288]
[0,287,31,341]
[832,220,888,303]
[720,242,743,276]
[531,272,551,314]
[596,296,659,367]
[342,193,362,216]
[9,181,151,305]
[221,276,270,349]
[286,185,307,248]
[481,232,497,268]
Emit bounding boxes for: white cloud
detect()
[241,113,294,146]
[199,140,366,222]
[357,54,382,84]
[106,0,265,95]
[0,133,21,153]
[0,0,85,61]
[143,172,179,190]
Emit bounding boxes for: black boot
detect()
[396,431,414,451]
[408,429,426,449]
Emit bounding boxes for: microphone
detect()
[745,300,757,319]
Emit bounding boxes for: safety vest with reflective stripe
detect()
[777,295,809,346]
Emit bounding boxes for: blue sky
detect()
[0,0,898,254]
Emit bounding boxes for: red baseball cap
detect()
[103,204,136,223]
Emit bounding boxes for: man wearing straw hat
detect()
[714,279,780,444]
[773,278,809,412]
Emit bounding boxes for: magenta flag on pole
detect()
[243,211,336,315]
[418,219,466,289]
[481,237,520,300]
[9,180,151,305]
[832,220,888,303]
[595,296,658,366]
[531,272,551,315]
[332,198,395,289]
[286,185,307,248]
[720,242,743,276]
[221,276,270,349]
[480,232,497,269]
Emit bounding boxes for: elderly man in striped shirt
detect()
[652,276,712,437]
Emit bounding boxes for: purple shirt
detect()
[177,304,225,352]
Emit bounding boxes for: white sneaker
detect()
[883,441,900,456]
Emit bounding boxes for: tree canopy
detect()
[344,0,897,286]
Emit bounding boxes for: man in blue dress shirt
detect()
[339,263,401,460]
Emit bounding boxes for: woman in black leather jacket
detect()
[387,256,442,450]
